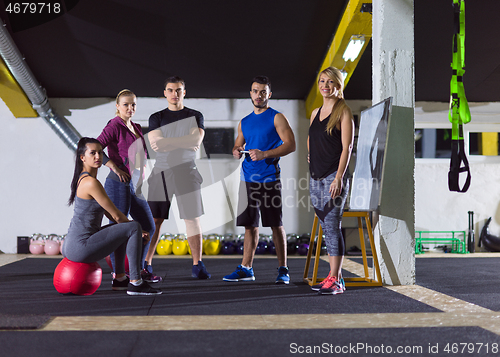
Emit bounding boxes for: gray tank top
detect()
[66,173,105,240]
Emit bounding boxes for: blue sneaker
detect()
[276,266,290,285]
[223,265,255,282]
[192,261,211,279]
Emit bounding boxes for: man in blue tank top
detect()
[223,76,296,284]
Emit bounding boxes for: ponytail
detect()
[326,98,349,135]
[68,137,101,206]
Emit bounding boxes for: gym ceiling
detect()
[0,0,499,117]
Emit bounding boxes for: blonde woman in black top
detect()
[307,67,354,294]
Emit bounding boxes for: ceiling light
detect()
[342,35,365,62]
[340,70,348,81]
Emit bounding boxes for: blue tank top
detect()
[241,107,283,182]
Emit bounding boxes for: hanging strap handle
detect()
[448,129,471,192]
[448,0,471,192]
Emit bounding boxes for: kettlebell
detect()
[29,233,45,255]
[44,233,60,255]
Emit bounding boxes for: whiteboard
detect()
[349,97,393,211]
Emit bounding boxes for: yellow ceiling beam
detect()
[305,0,372,118]
[0,57,37,118]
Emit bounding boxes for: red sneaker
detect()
[311,275,335,291]
[319,276,343,295]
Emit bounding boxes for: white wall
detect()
[416,157,500,240]
[0,96,313,253]
[415,101,500,249]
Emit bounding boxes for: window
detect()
[202,128,235,158]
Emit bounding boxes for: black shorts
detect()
[236,180,283,228]
[147,163,204,220]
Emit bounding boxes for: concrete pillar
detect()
[372,0,415,285]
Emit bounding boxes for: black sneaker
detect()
[192,261,211,279]
[112,277,130,291]
[127,281,162,296]
[141,269,163,283]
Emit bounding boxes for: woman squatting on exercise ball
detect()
[63,137,161,296]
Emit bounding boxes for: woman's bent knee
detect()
[126,221,142,233]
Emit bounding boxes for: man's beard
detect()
[252,99,268,108]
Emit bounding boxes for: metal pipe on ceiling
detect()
[0,18,81,151]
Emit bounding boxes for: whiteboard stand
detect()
[302,211,383,287]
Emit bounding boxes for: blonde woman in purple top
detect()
[97,89,161,283]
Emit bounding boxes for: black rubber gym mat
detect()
[0,257,439,316]
[0,314,51,330]
[2,326,500,357]
[416,257,500,311]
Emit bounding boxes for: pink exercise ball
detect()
[105,255,129,273]
[53,258,102,296]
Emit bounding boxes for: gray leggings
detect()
[309,172,349,256]
[62,221,143,280]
